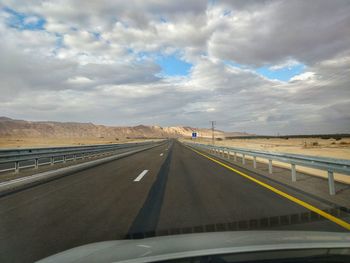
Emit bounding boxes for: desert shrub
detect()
[335,137,342,141]
[331,142,336,145]
[340,141,348,145]
[312,142,319,146]
[216,138,223,141]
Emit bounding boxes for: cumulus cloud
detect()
[210,0,350,66]
[0,0,349,134]
[290,72,315,82]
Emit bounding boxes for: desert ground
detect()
[183,137,350,184]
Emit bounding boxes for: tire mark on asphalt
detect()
[126,144,173,238]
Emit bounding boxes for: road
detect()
[0,140,348,262]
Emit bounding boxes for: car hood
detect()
[37,231,350,263]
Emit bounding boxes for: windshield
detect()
[0,1,350,262]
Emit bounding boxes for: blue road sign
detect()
[192,132,197,138]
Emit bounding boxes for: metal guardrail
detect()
[0,141,159,173]
[185,142,350,195]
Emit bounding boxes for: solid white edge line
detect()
[134,170,149,182]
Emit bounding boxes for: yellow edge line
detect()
[186,145,350,231]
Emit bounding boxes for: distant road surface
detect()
[0,140,349,262]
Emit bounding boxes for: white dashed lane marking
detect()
[134,170,149,182]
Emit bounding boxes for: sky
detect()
[0,0,350,135]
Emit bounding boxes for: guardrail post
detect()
[291,164,296,182]
[328,171,335,195]
[50,157,54,165]
[73,154,77,161]
[15,161,19,173]
[63,155,66,163]
[187,142,349,193]
[34,158,39,169]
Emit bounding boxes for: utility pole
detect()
[210,121,216,145]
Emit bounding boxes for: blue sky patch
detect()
[91,31,102,40]
[223,59,305,82]
[256,63,305,82]
[135,51,153,60]
[132,51,192,77]
[222,10,232,17]
[155,54,192,76]
[3,7,45,31]
[160,17,168,23]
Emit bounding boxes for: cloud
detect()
[290,72,315,82]
[0,1,349,134]
[22,15,40,25]
[269,59,300,71]
[66,76,93,85]
[209,0,350,66]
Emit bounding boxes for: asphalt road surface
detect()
[0,140,348,262]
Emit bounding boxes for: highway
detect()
[0,140,349,262]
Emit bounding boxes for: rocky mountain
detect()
[0,117,249,139]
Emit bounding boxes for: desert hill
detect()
[0,117,249,140]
